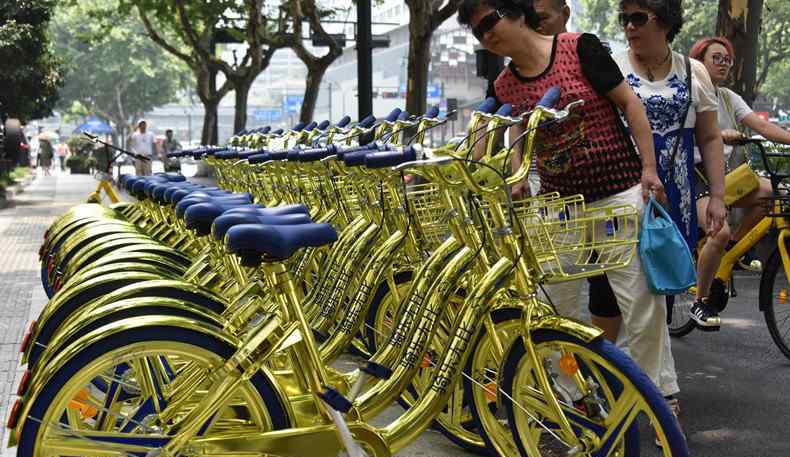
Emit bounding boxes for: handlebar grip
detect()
[334,143,381,159]
[343,150,372,167]
[248,153,271,164]
[304,121,318,132]
[358,115,376,128]
[317,120,330,130]
[337,115,351,128]
[397,110,411,121]
[299,145,339,162]
[476,97,498,114]
[425,106,440,119]
[216,151,240,160]
[537,86,562,108]
[272,128,284,135]
[385,108,402,122]
[364,147,417,169]
[495,104,513,116]
[268,150,288,160]
[292,122,307,132]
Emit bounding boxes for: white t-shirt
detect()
[613,51,719,132]
[715,87,753,162]
[130,131,155,157]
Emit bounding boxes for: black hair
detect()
[458,0,541,30]
[619,0,684,43]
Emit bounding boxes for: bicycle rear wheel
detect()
[502,330,688,456]
[759,247,790,359]
[17,325,290,457]
[668,294,696,337]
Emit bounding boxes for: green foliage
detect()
[52,0,189,135]
[64,137,98,173]
[0,0,64,121]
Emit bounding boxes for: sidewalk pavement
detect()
[0,171,98,454]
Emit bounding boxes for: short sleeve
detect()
[690,58,718,113]
[728,89,753,121]
[577,33,624,96]
[486,79,504,112]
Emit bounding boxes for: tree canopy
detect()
[0,0,63,122]
[52,0,190,140]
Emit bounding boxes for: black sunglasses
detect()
[618,11,652,28]
[473,10,504,41]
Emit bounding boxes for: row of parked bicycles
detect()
[10,88,736,457]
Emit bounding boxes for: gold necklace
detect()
[635,47,671,82]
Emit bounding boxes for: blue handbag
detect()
[638,197,697,295]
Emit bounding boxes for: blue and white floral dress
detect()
[614,50,719,249]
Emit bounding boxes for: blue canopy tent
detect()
[73,116,113,135]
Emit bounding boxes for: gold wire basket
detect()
[516,195,639,283]
[331,174,364,218]
[406,182,453,251]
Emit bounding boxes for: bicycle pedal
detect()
[319,387,353,413]
[360,361,392,380]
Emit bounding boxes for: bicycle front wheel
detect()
[502,330,688,457]
[759,247,790,359]
[17,325,290,457]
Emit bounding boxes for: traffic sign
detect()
[282,95,304,115]
[253,110,282,123]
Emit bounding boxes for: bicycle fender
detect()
[527,314,603,343]
[26,272,165,362]
[33,295,227,374]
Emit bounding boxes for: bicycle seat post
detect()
[261,261,332,394]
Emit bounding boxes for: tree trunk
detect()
[300,65,328,124]
[406,21,433,116]
[717,0,764,105]
[233,80,252,134]
[201,101,219,146]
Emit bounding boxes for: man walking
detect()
[161,129,182,172]
[129,119,157,176]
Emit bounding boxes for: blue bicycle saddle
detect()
[212,212,312,241]
[226,223,337,263]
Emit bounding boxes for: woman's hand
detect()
[640,168,667,205]
[705,196,727,236]
[511,181,530,199]
[721,129,746,145]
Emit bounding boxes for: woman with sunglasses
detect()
[457,0,681,408]
[690,37,790,271]
[612,0,727,341]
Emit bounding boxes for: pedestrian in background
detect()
[129,119,156,176]
[161,129,182,172]
[56,140,69,172]
[37,137,53,176]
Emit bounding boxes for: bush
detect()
[65,154,97,174]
